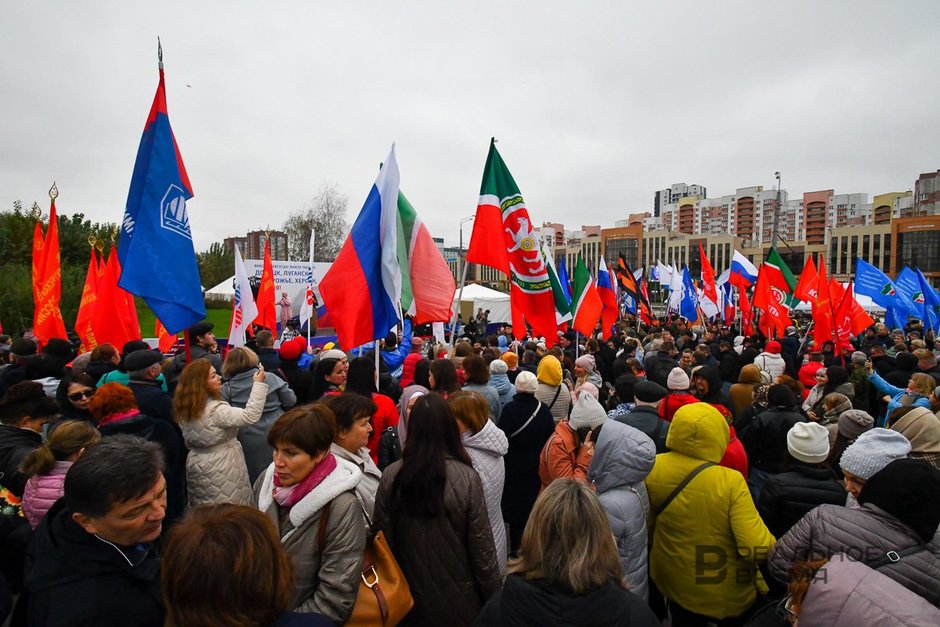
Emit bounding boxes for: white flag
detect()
[668,264,684,312]
[657,260,672,287]
[229,245,258,347]
[299,230,317,322]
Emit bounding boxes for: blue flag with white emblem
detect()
[118,58,205,334]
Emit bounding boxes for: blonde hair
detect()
[19,420,100,477]
[508,479,624,594]
[910,373,935,396]
[222,346,260,377]
[448,391,490,433]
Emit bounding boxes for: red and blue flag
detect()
[118,48,205,334]
[597,258,619,339]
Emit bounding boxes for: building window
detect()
[873,234,881,269]
[850,236,859,267]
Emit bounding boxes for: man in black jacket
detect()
[125,349,174,425]
[167,322,222,389]
[644,340,679,388]
[613,380,671,454]
[24,436,167,627]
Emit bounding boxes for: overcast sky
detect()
[3,1,939,254]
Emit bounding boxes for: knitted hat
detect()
[837,409,874,440]
[839,428,912,480]
[489,359,508,375]
[634,380,667,403]
[279,338,304,361]
[859,458,940,543]
[569,392,607,431]
[501,351,519,369]
[890,406,940,454]
[575,355,595,373]
[514,370,538,394]
[319,348,347,362]
[787,422,830,464]
[765,340,782,354]
[667,367,690,391]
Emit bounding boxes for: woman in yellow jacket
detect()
[645,402,775,625]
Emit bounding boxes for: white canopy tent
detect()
[793,283,885,313]
[452,284,512,324]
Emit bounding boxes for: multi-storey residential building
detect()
[223,230,289,260]
[654,183,707,217]
[914,170,940,216]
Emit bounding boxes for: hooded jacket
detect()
[539,420,591,488]
[223,369,297,483]
[489,372,515,410]
[535,357,571,422]
[739,406,806,474]
[476,576,659,627]
[645,403,775,619]
[798,556,940,626]
[891,406,940,468]
[729,364,762,418]
[24,499,165,626]
[254,456,366,624]
[463,419,510,570]
[753,351,786,380]
[756,462,846,538]
[588,420,655,600]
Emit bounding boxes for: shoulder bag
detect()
[509,401,543,439]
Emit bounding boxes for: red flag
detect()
[831,280,875,340]
[813,258,834,348]
[253,238,277,332]
[699,244,719,305]
[752,264,791,337]
[155,318,178,353]
[75,247,100,353]
[91,248,137,349]
[33,198,68,346]
[793,254,818,303]
[31,222,44,304]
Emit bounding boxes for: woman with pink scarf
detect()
[253,404,366,624]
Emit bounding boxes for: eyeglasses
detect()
[68,389,95,401]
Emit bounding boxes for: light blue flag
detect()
[854,259,916,315]
[916,268,940,332]
[680,267,700,321]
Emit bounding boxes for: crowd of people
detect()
[1,311,939,626]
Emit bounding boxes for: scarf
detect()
[272,452,337,509]
[98,409,141,428]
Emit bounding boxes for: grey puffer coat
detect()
[183,380,269,506]
[769,503,940,607]
[374,458,501,627]
[462,419,509,570]
[223,368,297,484]
[588,419,656,601]
[798,554,940,625]
[254,456,366,624]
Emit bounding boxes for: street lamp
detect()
[771,171,782,248]
[458,215,475,282]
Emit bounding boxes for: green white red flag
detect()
[753,248,796,337]
[467,139,557,344]
[571,255,603,336]
[395,191,456,323]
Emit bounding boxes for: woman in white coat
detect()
[173,358,268,506]
[449,390,509,570]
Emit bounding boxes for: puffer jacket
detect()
[588,420,655,600]
[254,457,366,624]
[329,443,381,519]
[489,372,515,410]
[223,369,297,483]
[756,463,846,538]
[729,365,762,418]
[183,380,268,507]
[21,460,71,529]
[645,403,775,619]
[374,458,501,627]
[769,503,940,606]
[798,555,940,626]
[539,420,591,489]
[753,352,786,380]
[463,419,509,570]
[739,406,806,473]
[870,370,931,427]
[659,391,698,422]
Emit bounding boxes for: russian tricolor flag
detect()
[597,258,618,339]
[729,250,758,289]
[318,147,401,350]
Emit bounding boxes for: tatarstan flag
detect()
[753,248,796,337]
[571,255,603,337]
[467,139,556,344]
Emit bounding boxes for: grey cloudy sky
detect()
[3,1,939,253]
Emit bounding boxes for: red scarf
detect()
[98,409,141,428]
[272,452,337,509]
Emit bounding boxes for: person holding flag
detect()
[297,230,319,340]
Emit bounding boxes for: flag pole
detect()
[374,339,381,389]
[450,259,471,343]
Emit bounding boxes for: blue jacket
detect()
[869,371,930,427]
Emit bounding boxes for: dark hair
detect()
[413,358,431,389]
[660,341,675,354]
[320,393,376,431]
[310,358,342,400]
[64,435,165,517]
[0,381,59,425]
[823,365,849,394]
[429,359,461,395]
[614,375,636,405]
[345,357,378,397]
[392,394,472,517]
[462,354,489,385]
[767,383,798,409]
[162,504,293,627]
[267,404,335,457]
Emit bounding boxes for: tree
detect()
[197,242,235,291]
[283,183,349,262]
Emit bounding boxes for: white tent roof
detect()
[453,284,511,323]
[206,276,235,299]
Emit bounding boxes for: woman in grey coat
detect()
[587,418,656,600]
[222,347,297,483]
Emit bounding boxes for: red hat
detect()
[766,340,782,354]
[279,337,306,361]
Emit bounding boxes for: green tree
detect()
[197,242,235,291]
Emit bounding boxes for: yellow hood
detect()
[665,402,729,463]
[537,355,562,387]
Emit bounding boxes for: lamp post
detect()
[451,215,475,342]
[458,215,475,282]
[771,171,782,249]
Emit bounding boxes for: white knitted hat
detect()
[667,367,690,391]
[787,422,830,464]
